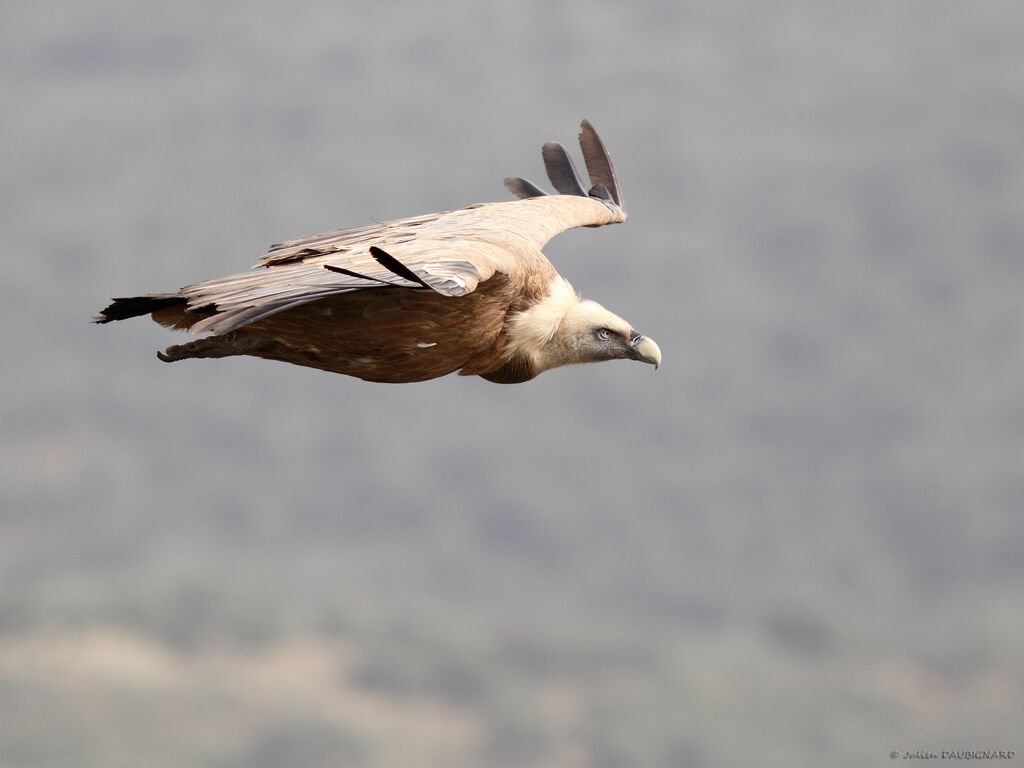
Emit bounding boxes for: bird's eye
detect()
[596,328,615,341]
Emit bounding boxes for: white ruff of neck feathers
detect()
[504,277,580,363]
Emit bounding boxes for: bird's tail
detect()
[93,294,191,328]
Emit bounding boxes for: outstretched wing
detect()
[257,120,624,268]
[112,121,627,336]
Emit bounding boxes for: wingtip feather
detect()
[577,120,623,209]
[541,141,588,197]
[504,176,548,200]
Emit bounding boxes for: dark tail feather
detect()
[578,119,623,208]
[94,294,185,323]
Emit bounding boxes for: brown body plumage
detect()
[95,121,661,383]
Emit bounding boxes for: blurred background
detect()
[2,1,1022,766]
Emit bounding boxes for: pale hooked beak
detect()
[628,332,662,369]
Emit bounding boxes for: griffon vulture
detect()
[95,120,661,383]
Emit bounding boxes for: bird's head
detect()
[554,299,661,370]
[504,278,661,378]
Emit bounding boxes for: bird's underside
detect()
[95,120,662,384]
[151,275,548,383]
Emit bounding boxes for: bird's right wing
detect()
[256,120,624,268]
[176,121,627,335]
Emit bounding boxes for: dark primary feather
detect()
[587,184,613,202]
[541,141,589,197]
[503,176,548,200]
[578,118,623,208]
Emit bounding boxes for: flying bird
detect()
[95,120,661,383]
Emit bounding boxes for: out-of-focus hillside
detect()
[2,1,1022,766]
